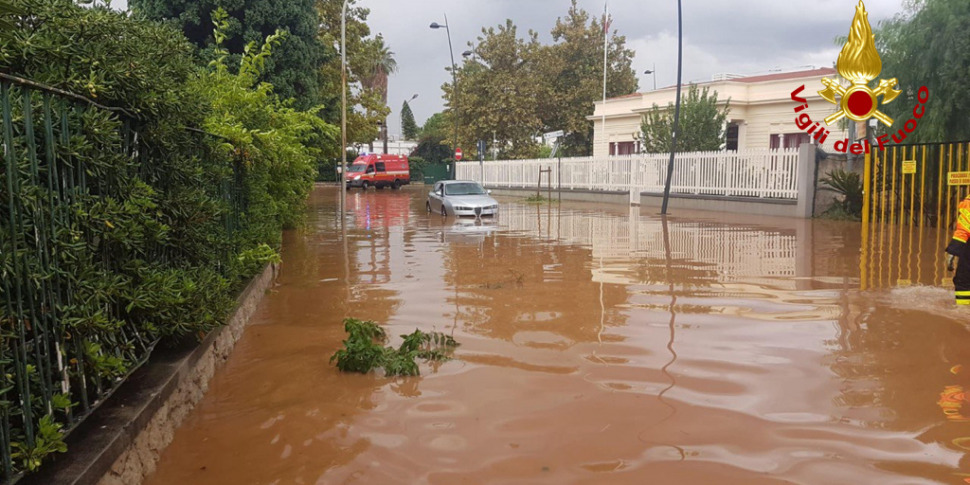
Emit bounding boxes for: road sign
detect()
[455,147,463,161]
[949,171,970,186]
[902,160,916,174]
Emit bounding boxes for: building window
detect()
[726,122,739,151]
[610,141,636,156]
[770,133,810,149]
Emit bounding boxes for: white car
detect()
[426,181,499,217]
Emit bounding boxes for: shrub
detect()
[0,1,336,477]
[330,319,460,377]
[820,169,863,217]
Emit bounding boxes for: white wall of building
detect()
[366,135,418,156]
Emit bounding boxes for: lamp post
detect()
[340,0,350,218]
[644,64,657,90]
[431,15,458,179]
[661,0,683,215]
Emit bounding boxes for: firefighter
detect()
[947,194,970,305]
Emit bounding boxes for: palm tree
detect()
[359,34,397,152]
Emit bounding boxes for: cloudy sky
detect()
[112,0,909,137]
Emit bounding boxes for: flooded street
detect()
[148,185,970,485]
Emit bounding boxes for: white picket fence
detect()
[456,148,801,201]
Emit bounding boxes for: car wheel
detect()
[392,180,401,190]
[361,181,369,190]
[440,205,447,217]
[426,202,432,213]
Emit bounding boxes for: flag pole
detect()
[602,1,609,155]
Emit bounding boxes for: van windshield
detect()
[347,164,367,173]
[444,182,487,196]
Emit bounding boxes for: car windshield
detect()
[347,164,366,173]
[444,182,486,196]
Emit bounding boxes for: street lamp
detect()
[661,0,683,216]
[431,15,459,178]
[644,64,657,90]
[340,0,350,217]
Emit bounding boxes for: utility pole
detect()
[340,0,349,218]
[431,15,459,178]
[661,0,683,215]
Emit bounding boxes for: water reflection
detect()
[146,187,970,485]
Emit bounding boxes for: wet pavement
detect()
[147,185,970,485]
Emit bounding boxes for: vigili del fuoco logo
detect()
[790,0,929,154]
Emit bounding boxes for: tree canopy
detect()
[412,112,453,164]
[874,0,970,142]
[448,20,547,159]
[131,0,327,110]
[132,0,393,147]
[447,0,638,159]
[547,0,638,156]
[639,85,730,153]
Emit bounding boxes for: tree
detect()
[358,34,397,105]
[356,34,396,151]
[412,112,453,163]
[421,112,451,142]
[448,19,546,159]
[545,0,638,156]
[874,0,970,142]
[449,1,638,159]
[639,84,730,153]
[130,0,327,111]
[401,101,419,139]
[315,0,389,146]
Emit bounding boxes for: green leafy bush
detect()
[0,0,336,478]
[330,319,460,377]
[11,415,66,473]
[820,169,863,218]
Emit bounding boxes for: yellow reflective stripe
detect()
[959,209,970,227]
[957,292,970,296]
[957,300,970,305]
[954,235,969,243]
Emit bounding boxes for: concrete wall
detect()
[814,153,862,215]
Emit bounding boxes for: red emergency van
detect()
[344,154,410,190]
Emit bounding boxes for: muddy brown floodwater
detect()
[147,185,970,485]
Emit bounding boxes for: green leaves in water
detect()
[330,319,460,376]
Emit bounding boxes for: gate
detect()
[421,163,450,185]
[860,142,970,289]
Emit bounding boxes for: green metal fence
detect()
[0,74,244,482]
